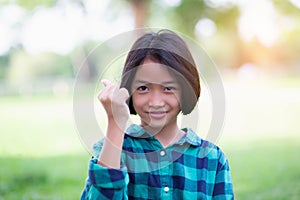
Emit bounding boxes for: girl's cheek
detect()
[173,92,181,103]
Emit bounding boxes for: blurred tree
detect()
[0,55,10,80]
[273,0,300,16]
[1,0,299,85]
[272,0,300,56]
[7,50,73,85]
[128,0,150,28]
[70,45,99,82]
[160,0,300,69]
[168,0,240,68]
[0,0,57,9]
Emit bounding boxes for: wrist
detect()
[107,116,128,131]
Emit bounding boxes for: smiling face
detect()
[131,58,182,132]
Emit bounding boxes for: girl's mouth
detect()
[147,111,168,119]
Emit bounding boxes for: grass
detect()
[0,76,300,199]
[0,94,91,199]
[0,155,89,200]
[222,139,300,200]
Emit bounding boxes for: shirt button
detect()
[160,150,166,156]
[164,187,169,193]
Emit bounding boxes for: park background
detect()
[1,0,300,199]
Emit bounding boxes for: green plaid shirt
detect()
[81,124,234,199]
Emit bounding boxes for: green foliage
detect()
[0,0,57,10]
[172,0,207,36]
[7,50,73,85]
[0,55,10,79]
[164,0,239,37]
[273,0,300,16]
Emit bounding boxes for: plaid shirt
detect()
[81,124,234,199]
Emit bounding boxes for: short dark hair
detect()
[120,29,200,115]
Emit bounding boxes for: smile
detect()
[147,111,168,118]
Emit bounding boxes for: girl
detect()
[81,29,234,199]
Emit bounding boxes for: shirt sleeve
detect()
[212,150,234,200]
[80,139,129,200]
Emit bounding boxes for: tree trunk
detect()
[129,0,149,28]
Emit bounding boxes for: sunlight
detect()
[21,4,85,54]
[0,4,25,54]
[290,0,300,9]
[237,0,279,46]
[0,0,133,55]
[195,18,217,38]
[162,0,182,7]
[0,21,12,55]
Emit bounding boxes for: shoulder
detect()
[199,139,229,171]
[185,128,227,162]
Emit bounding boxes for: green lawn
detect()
[0,76,300,199]
[0,155,89,199]
[223,139,300,200]
[0,95,90,199]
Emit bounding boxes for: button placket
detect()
[158,148,171,199]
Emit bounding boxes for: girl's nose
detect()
[149,91,165,107]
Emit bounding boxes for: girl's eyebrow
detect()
[133,80,178,85]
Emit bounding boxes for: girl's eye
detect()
[164,86,176,92]
[137,86,148,91]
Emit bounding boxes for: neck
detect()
[143,124,185,148]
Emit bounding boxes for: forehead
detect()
[133,61,179,84]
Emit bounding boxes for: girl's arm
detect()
[97,79,130,168]
[80,139,129,200]
[80,80,130,199]
[97,119,125,168]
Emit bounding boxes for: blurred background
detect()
[0,0,300,199]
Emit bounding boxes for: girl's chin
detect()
[141,120,166,129]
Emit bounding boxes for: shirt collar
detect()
[176,127,202,146]
[125,124,153,138]
[125,124,202,146]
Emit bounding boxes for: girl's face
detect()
[131,58,182,131]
